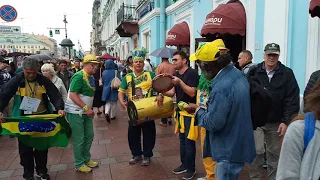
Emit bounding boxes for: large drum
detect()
[127,96,174,125]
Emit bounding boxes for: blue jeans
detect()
[179,116,196,172]
[215,161,245,180]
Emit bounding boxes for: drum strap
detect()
[130,74,135,98]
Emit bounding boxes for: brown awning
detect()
[310,0,320,18]
[166,21,190,46]
[201,1,246,36]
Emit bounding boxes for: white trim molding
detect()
[138,8,160,26]
[306,17,320,85]
[166,0,193,14]
[141,26,151,53]
[244,0,256,59]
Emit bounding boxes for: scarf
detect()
[197,74,213,94]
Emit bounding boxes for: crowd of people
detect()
[0,38,319,180]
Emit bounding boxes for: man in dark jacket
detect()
[0,57,65,180]
[249,43,300,180]
[56,60,74,90]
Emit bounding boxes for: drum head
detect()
[127,101,138,125]
[152,74,174,93]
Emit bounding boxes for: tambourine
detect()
[152,74,174,93]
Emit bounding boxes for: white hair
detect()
[41,63,55,75]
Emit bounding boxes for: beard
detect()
[201,68,216,80]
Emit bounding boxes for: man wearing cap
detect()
[184,42,256,179]
[189,39,227,180]
[0,56,12,90]
[65,54,100,173]
[248,43,299,180]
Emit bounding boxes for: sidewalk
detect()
[0,106,251,180]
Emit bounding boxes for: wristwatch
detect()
[82,105,89,112]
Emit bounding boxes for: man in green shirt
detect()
[65,54,99,173]
[118,48,160,166]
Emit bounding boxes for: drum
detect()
[152,74,174,93]
[127,96,174,125]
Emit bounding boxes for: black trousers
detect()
[128,121,156,158]
[19,140,48,178]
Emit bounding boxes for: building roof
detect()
[0,34,49,46]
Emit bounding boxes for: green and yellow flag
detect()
[1,114,71,150]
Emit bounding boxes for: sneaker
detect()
[197,177,207,180]
[183,170,196,180]
[105,114,110,123]
[75,164,92,173]
[173,165,187,174]
[86,160,99,168]
[111,117,116,120]
[129,156,142,164]
[141,157,151,166]
[35,173,50,180]
[159,121,167,127]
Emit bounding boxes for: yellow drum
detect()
[127,96,174,125]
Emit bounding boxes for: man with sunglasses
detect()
[184,42,256,179]
[159,50,199,180]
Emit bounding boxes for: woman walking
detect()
[102,60,119,122]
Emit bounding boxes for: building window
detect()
[0,45,2,48]
[24,45,26,48]
[28,45,30,48]
[31,45,34,48]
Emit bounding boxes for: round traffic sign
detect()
[0,5,18,22]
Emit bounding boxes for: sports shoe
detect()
[86,160,99,168]
[141,157,151,166]
[172,165,187,174]
[75,164,92,173]
[35,173,50,180]
[183,170,196,180]
[129,156,142,164]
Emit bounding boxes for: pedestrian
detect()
[0,56,12,90]
[189,39,228,180]
[102,60,119,122]
[64,54,100,173]
[248,43,300,180]
[92,62,105,115]
[160,50,199,180]
[0,57,65,180]
[56,60,74,90]
[238,50,255,74]
[41,63,68,103]
[144,58,153,72]
[71,60,82,73]
[277,82,320,180]
[155,57,175,126]
[122,56,133,77]
[118,48,159,166]
[185,42,256,180]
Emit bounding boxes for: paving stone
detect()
[11,168,23,177]
[0,170,14,178]
[99,139,111,144]
[101,157,117,165]
[50,164,68,172]
[97,127,108,130]
[153,151,161,158]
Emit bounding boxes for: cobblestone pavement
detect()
[0,106,255,180]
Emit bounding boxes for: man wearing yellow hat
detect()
[185,42,256,180]
[65,54,100,173]
[190,39,227,180]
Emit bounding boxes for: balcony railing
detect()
[117,3,138,25]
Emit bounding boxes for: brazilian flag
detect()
[1,114,71,150]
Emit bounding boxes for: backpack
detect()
[304,112,316,152]
[247,65,273,130]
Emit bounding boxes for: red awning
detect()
[310,0,320,18]
[166,21,190,46]
[201,1,246,36]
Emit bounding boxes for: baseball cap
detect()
[190,39,225,61]
[190,42,220,62]
[264,43,280,55]
[0,56,9,65]
[83,54,99,64]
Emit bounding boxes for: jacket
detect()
[51,75,68,102]
[102,60,119,101]
[277,120,320,180]
[253,62,300,125]
[196,64,256,163]
[56,71,74,90]
[0,72,64,115]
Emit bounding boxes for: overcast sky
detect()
[0,0,93,51]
